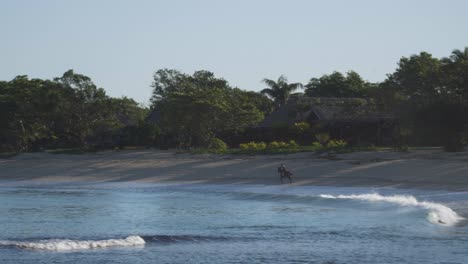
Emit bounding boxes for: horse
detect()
[278,166,293,184]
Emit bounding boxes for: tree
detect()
[1,70,150,152]
[237,90,273,116]
[384,52,442,103]
[0,76,63,151]
[380,49,468,149]
[305,71,375,98]
[260,75,302,108]
[441,47,468,102]
[151,69,189,102]
[110,97,159,147]
[151,69,264,147]
[54,70,116,146]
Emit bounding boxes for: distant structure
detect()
[255,94,397,146]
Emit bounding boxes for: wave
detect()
[0,235,231,251]
[0,236,145,251]
[319,193,464,226]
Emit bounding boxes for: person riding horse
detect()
[278,163,293,184]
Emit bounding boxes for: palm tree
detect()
[450,47,468,62]
[441,47,468,65]
[260,75,302,109]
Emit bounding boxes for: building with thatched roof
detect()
[255,95,397,145]
[258,96,393,126]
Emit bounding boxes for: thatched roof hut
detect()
[258,96,394,127]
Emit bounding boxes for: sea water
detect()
[0,182,467,264]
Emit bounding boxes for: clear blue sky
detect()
[1,0,467,104]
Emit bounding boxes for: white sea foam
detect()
[319,193,464,226]
[0,236,145,251]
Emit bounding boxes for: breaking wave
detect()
[0,236,145,251]
[0,235,231,251]
[319,193,464,226]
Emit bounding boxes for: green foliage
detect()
[260,75,302,108]
[384,52,442,104]
[311,142,323,150]
[326,139,348,149]
[239,141,266,151]
[151,69,264,148]
[305,71,376,97]
[249,141,266,150]
[242,91,273,115]
[208,138,228,152]
[239,143,249,150]
[255,142,267,150]
[315,133,330,146]
[374,48,468,150]
[121,122,160,147]
[267,141,280,149]
[236,140,348,155]
[266,141,290,149]
[288,140,299,148]
[238,140,302,154]
[0,70,148,152]
[240,140,298,152]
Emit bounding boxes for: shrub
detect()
[288,140,299,148]
[315,133,330,146]
[311,142,323,150]
[247,141,257,149]
[255,142,267,150]
[239,143,249,150]
[268,141,289,148]
[239,140,302,153]
[208,138,228,152]
[240,141,266,151]
[326,139,347,149]
[268,141,280,149]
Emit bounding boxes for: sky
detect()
[1,0,468,105]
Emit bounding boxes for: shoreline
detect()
[1,149,468,192]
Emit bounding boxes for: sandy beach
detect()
[1,149,468,191]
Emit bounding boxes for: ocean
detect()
[0,182,467,264]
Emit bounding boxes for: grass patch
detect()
[189,145,388,156]
[47,148,101,155]
[231,145,317,155]
[189,145,321,155]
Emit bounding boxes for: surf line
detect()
[319,193,464,226]
[0,236,145,251]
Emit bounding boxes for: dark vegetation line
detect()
[1,47,467,154]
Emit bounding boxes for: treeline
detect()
[1,47,467,152]
[0,70,157,152]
